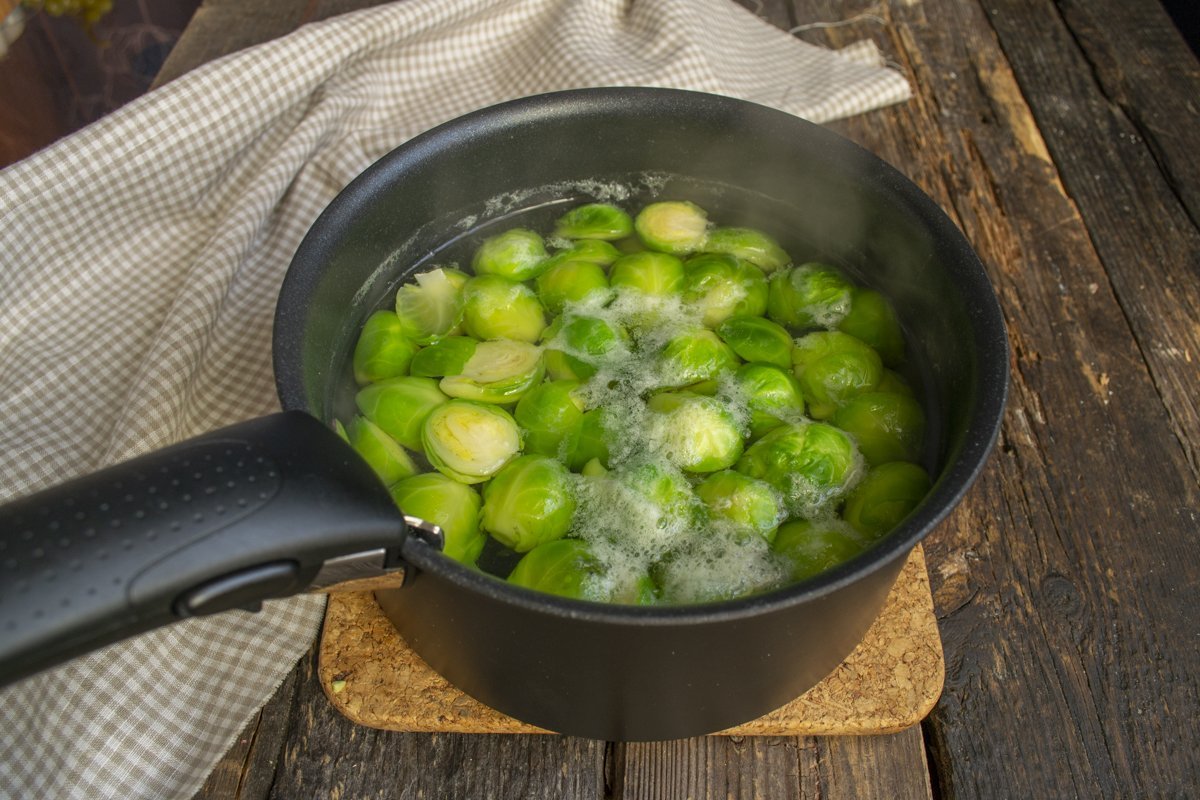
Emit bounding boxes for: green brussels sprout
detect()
[877,368,915,396]
[831,391,925,466]
[471,228,548,280]
[772,518,869,581]
[535,259,610,314]
[421,399,522,484]
[681,253,769,327]
[842,461,932,538]
[355,376,449,451]
[562,408,611,471]
[409,336,479,378]
[735,422,863,515]
[701,226,791,273]
[541,238,622,269]
[646,392,744,473]
[766,263,854,330]
[394,267,469,344]
[461,274,546,342]
[514,379,585,457]
[543,313,627,381]
[389,472,485,565]
[715,315,794,369]
[439,339,545,404]
[694,470,784,542]
[616,461,706,531]
[507,539,601,600]
[837,288,905,367]
[482,455,577,552]
[609,252,686,297]
[791,331,884,418]
[553,203,634,241]
[657,328,739,388]
[732,362,805,440]
[634,200,709,255]
[352,310,418,385]
[347,416,419,486]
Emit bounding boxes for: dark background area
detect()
[1161,0,1199,56]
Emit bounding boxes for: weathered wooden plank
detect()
[618,736,803,800]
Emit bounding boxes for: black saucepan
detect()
[0,88,1007,741]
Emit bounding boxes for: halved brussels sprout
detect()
[701,226,791,273]
[355,376,449,451]
[766,263,853,330]
[352,310,417,385]
[421,399,522,484]
[837,288,905,367]
[732,362,805,440]
[439,339,544,404]
[646,392,744,473]
[514,379,585,457]
[831,391,925,466]
[543,313,627,382]
[735,421,862,516]
[553,203,633,241]
[347,416,418,486]
[482,455,577,552]
[681,253,769,327]
[634,201,709,255]
[657,328,740,389]
[609,252,686,297]
[535,259,610,314]
[715,315,794,369]
[471,228,548,281]
[389,472,485,565]
[694,470,784,543]
[394,267,468,344]
[561,407,611,471]
[461,274,546,342]
[842,461,932,538]
[772,518,869,581]
[409,336,479,378]
[791,331,883,418]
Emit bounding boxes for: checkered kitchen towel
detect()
[0,0,908,796]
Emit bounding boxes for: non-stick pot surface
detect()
[275,87,1008,740]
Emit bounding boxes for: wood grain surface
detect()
[180,0,1200,797]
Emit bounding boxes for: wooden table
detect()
[164,1,1200,797]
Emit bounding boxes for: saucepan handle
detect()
[0,411,416,687]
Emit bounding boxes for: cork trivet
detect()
[318,545,943,736]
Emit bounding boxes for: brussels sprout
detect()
[347,416,419,486]
[634,201,709,255]
[543,313,627,381]
[394,267,469,344]
[735,422,862,515]
[616,461,705,531]
[461,274,546,342]
[842,462,932,538]
[352,310,418,385]
[694,470,784,542]
[580,457,609,477]
[421,399,522,484]
[514,379,585,457]
[440,339,545,404]
[471,228,548,280]
[732,363,805,440]
[702,226,791,273]
[389,473,485,565]
[535,259,610,314]
[772,518,869,581]
[832,391,925,466]
[646,392,744,473]
[481,455,577,552]
[507,539,600,599]
[409,336,479,378]
[766,263,854,330]
[681,253,769,327]
[562,408,611,471]
[715,315,793,369]
[542,238,622,269]
[657,328,739,388]
[877,368,915,396]
[355,376,449,451]
[837,288,905,367]
[609,252,686,297]
[791,331,884,419]
[553,203,634,241]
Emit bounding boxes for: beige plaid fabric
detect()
[0,0,908,796]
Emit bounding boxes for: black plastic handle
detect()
[0,411,409,687]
